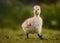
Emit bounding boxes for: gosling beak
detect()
[35,11,38,15]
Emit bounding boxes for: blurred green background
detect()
[0,0,60,29]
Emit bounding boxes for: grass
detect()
[0,28,60,43]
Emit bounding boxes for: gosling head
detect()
[33,5,41,16]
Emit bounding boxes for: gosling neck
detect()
[34,14,40,17]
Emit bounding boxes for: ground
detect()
[0,28,60,43]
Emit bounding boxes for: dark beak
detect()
[35,11,38,15]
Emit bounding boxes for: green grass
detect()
[0,28,60,43]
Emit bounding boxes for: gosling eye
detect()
[37,9,39,10]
